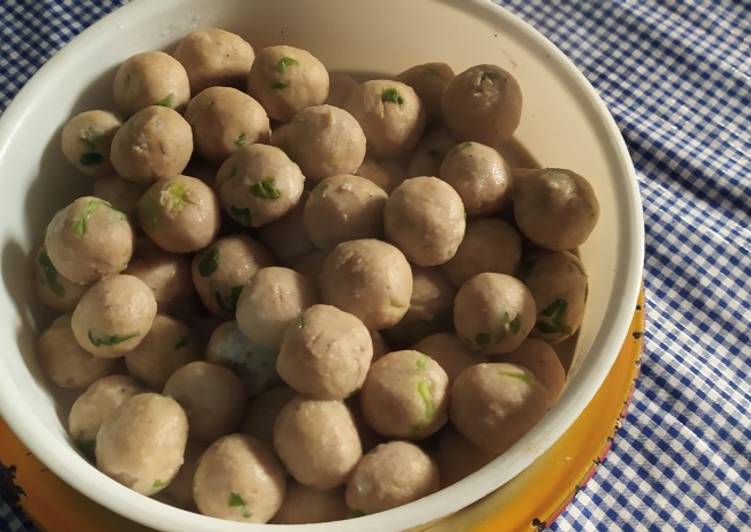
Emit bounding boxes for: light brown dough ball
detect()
[273,482,348,524]
[34,246,88,312]
[345,441,439,515]
[248,45,329,121]
[361,350,448,439]
[396,62,454,126]
[61,110,121,177]
[242,386,296,442]
[92,175,146,217]
[163,361,248,442]
[436,428,496,487]
[493,338,565,407]
[274,397,362,489]
[412,333,480,382]
[71,274,157,358]
[325,73,359,108]
[304,174,387,251]
[320,239,412,330]
[113,51,190,116]
[355,155,404,194]
[293,251,326,280]
[257,191,315,265]
[450,363,547,454]
[124,239,193,311]
[160,440,206,510]
[406,128,457,178]
[384,176,466,266]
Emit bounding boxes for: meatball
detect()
[33,246,88,312]
[273,482,348,524]
[68,375,143,452]
[443,219,522,287]
[396,62,454,126]
[163,361,248,442]
[216,144,305,228]
[185,87,270,164]
[124,239,193,311]
[110,106,193,184]
[439,141,512,215]
[355,155,404,194]
[160,440,206,510]
[61,110,121,177]
[436,428,496,487]
[453,273,536,355]
[304,174,388,251]
[173,27,255,94]
[193,434,285,523]
[113,51,190,116]
[92,175,147,217]
[274,397,362,489]
[125,314,198,389]
[325,73,359,108]
[278,304,373,399]
[384,176,466,266]
[360,350,448,439]
[344,79,425,158]
[513,168,600,250]
[406,128,456,178]
[371,331,390,361]
[441,64,523,146]
[280,105,366,181]
[248,45,329,121]
[345,441,439,515]
[450,363,547,454]
[493,338,565,407]
[320,239,412,330]
[241,386,296,442]
[257,191,315,266]
[521,250,588,343]
[206,321,278,396]
[191,235,274,317]
[137,175,221,253]
[45,196,134,285]
[96,393,188,495]
[235,266,318,351]
[293,251,326,280]
[37,315,115,389]
[383,267,455,347]
[413,333,480,382]
[71,274,157,358]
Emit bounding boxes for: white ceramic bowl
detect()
[0,0,644,530]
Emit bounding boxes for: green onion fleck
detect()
[498,370,532,385]
[215,285,243,314]
[198,248,220,277]
[416,379,435,421]
[249,178,281,200]
[381,87,404,105]
[72,199,106,237]
[164,181,189,213]
[297,314,305,329]
[271,80,289,90]
[536,298,569,335]
[230,206,252,226]
[79,152,104,166]
[37,250,64,297]
[154,93,174,107]
[88,330,140,347]
[234,132,247,147]
[152,479,166,489]
[416,355,428,371]
[228,492,245,507]
[276,56,299,73]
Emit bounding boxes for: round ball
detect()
[385,176,466,267]
[93,175,147,217]
[113,51,190,116]
[355,155,404,194]
[34,246,88,312]
[396,62,454,126]
[413,332,481,382]
[242,386,296,442]
[273,482,348,524]
[257,191,316,265]
[124,239,194,311]
[436,428,495,487]
[493,338,565,407]
[61,110,121,177]
[406,128,457,178]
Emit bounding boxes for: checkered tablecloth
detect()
[1,1,749,530]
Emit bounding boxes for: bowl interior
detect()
[0,0,642,530]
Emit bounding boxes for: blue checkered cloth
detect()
[1,1,749,530]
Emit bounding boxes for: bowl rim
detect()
[0,0,644,530]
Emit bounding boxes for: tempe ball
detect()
[192,235,274,317]
[355,155,404,194]
[384,176,466,267]
[96,393,188,495]
[437,428,496,487]
[361,350,448,439]
[257,191,315,265]
[248,45,329,121]
[441,64,523,146]
[110,106,193,184]
[273,482,348,524]
[193,434,285,523]
[93,176,146,217]
[113,51,190,116]
[440,141,512,215]
[45,196,134,285]
[274,397,362,489]
[278,304,373,399]
[242,386,296,442]
[407,128,456,178]
[346,441,439,515]
[304,174,387,251]
[137,175,221,253]
[513,168,600,250]
[413,333,480,382]
[173,27,255,93]
[396,62,454,126]
[185,87,270,164]
[68,375,143,451]
[454,273,536,355]
[61,110,121,177]
[216,144,305,228]
[383,267,455,347]
[34,246,88,312]
[494,338,565,406]
[125,314,198,389]
[344,79,425,158]
[72,274,157,358]
[320,239,412,330]
[160,440,206,510]
[38,315,115,389]
[443,219,522,287]
[450,363,547,454]
[124,239,193,311]
[163,361,247,442]
[236,267,318,351]
[280,105,366,181]
[326,73,359,107]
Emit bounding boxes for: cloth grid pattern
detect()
[0,0,749,530]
